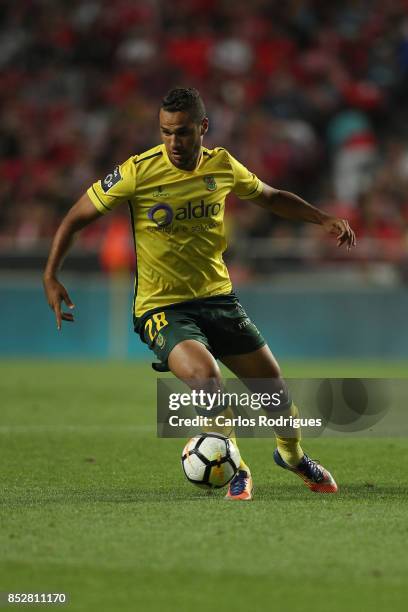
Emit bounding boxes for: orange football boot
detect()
[225,470,254,501]
[274,450,338,493]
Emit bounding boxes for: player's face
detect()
[159,110,208,171]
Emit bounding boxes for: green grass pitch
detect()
[1,360,407,611]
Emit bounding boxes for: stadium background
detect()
[1,3,407,612]
[1,0,408,359]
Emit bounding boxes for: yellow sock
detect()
[274,403,304,467]
[229,435,250,473]
[203,406,250,474]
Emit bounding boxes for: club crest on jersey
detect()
[101,166,122,193]
[203,175,217,191]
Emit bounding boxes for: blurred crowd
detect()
[1,0,408,276]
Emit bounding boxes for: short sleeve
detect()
[226,151,263,200]
[87,157,136,214]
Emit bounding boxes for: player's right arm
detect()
[44,157,137,329]
[43,192,103,330]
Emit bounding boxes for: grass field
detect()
[1,360,407,611]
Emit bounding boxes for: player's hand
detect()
[43,276,75,330]
[322,217,356,250]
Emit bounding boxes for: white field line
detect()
[0,425,155,434]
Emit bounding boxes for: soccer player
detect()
[43,87,356,501]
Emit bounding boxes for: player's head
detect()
[159,87,209,171]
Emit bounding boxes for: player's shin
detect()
[258,378,304,467]
[274,402,304,466]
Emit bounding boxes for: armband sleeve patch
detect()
[101,166,122,193]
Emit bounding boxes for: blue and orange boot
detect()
[273,450,338,493]
[225,469,253,501]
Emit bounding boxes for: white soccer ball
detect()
[181,432,241,489]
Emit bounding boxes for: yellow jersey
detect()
[87,144,263,319]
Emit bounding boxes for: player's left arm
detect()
[252,183,356,250]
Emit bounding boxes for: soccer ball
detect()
[181,432,241,488]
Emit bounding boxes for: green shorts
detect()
[135,292,266,372]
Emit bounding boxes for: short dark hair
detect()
[160,87,206,123]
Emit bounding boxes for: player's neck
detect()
[183,150,202,171]
[170,146,203,172]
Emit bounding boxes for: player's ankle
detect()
[276,443,304,467]
[239,461,251,475]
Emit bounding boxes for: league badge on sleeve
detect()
[101,166,122,193]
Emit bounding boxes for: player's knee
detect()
[270,363,282,378]
[182,359,221,383]
[169,340,221,383]
[259,376,292,412]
